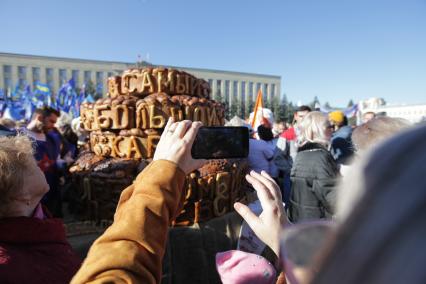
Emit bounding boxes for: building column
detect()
[245,81,251,114]
[220,79,225,100]
[66,68,72,83]
[237,81,242,102]
[90,71,96,87]
[276,82,281,101]
[23,66,29,85]
[261,83,266,103]
[253,81,259,101]
[102,71,107,97]
[11,65,18,89]
[267,83,272,102]
[52,68,59,94]
[211,79,217,100]
[29,67,34,87]
[0,65,4,90]
[229,81,234,107]
[62,70,66,89]
[40,67,46,85]
[245,81,250,102]
[78,70,84,89]
[251,82,257,101]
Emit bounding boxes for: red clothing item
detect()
[0,212,81,284]
[280,127,296,141]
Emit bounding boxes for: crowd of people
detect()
[1,108,80,217]
[0,104,424,284]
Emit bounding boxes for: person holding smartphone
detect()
[71,119,205,283]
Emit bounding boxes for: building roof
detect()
[0,52,281,79]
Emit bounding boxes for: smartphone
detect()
[191,126,249,159]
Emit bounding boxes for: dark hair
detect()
[311,124,426,284]
[257,125,274,141]
[297,105,312,112]
[62,124,78,146]
[33,107,60,119]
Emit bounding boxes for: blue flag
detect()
[70,92,79,118]
[3,84,35,121]
[57,84,66,107]
[0,89,5,115]
[19,84,32,103]
[12,83,24,102]
[34,82,51,95]
[21,85,35,120]
[21,84,35,120]
[3,100,25,121]
[3,85,25,120]
[23,96,34,121]
[344,104,359,118]
[96,83,103,95]
[74,88,86,117]
[33,82,51,107]
[57,79,77,113]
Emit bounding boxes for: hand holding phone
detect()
[154,119,206,174]
[191,127,249,159]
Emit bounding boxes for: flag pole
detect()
[251,89,264,128]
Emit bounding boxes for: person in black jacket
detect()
[288,111,340,223]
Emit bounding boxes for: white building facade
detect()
[378,104,426,123]
[358,97,426,123]
[0,52,281,109]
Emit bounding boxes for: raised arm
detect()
[71,119,205,284]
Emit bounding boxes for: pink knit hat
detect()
[216,250,276,284]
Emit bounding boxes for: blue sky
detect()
[1,0,425,106]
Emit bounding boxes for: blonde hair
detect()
[298,111,330,147]
[0,135,35,205]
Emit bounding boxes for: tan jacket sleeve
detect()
[71,160,186,284]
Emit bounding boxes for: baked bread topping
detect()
[71,67,248,226]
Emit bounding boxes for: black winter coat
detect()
[288,143,339,223]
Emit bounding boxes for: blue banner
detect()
[2,78,93,120]
[33,82,51,107]
[318,103,359,118]
[35,82,51,94]
[344,104,359,118]
[0,89,5,115]
[2,84,34,120]
[57,78,77,113]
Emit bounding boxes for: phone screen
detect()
[191,127,249,159]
